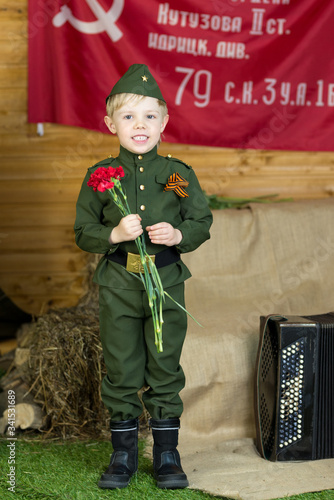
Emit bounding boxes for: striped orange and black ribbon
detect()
[164,172,189,198]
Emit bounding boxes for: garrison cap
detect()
[106,64,166,103]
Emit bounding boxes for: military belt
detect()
[105,246,180,273]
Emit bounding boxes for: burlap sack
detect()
[179,200,334,499]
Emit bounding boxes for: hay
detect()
[20,276,111,439]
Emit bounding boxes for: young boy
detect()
[74,64,212,490]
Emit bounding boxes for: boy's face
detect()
[104,95,169,155]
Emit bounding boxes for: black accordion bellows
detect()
[254,312,334,461]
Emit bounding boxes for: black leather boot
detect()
[98,418,138,489]
[150,417,189,489]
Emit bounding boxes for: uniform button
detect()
[139,167,144,172]
[139,184,145,191]
[140,204,146,211]
[138,155,143,160]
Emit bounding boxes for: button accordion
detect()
[254,312,334,461]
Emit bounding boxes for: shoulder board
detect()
[88,155,117,171]
[165,154,192,169]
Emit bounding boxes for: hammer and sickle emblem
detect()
[53,0,124,42]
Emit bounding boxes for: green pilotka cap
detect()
[106,64,166,103]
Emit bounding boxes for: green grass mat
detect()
[0,438,333,500]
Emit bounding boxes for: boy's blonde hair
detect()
[106,93,168,119]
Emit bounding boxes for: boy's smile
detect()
[105,95,169,155]
[132,134,149,144]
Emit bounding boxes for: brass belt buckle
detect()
[126,252,155,273]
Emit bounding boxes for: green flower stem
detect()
[107,182,199,353]
[164,291,202,327]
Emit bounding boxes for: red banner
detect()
[28,0,334,151]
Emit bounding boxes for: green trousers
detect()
[98,282,187,421]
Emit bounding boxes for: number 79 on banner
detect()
[175,67,212,108]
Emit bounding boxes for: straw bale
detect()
[13,256,105,438]
[21,281,111,439]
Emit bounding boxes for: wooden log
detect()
[14,347,30,369]
[1,403,43,432]
[0,373,34,416]
[0,363,44,433]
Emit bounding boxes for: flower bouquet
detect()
[87,166,198,353]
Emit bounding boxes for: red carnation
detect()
[87,166,124,193]
[113,166,125,180]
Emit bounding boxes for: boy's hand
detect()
[146,223,182,246]
[109,214,143,244]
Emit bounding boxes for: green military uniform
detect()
[74,145,212,420]
[74,63,212,490]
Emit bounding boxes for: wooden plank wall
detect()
[0,1,334,316]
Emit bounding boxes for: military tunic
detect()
[74,145,212,420]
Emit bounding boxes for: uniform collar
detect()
[118,145,158,165]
